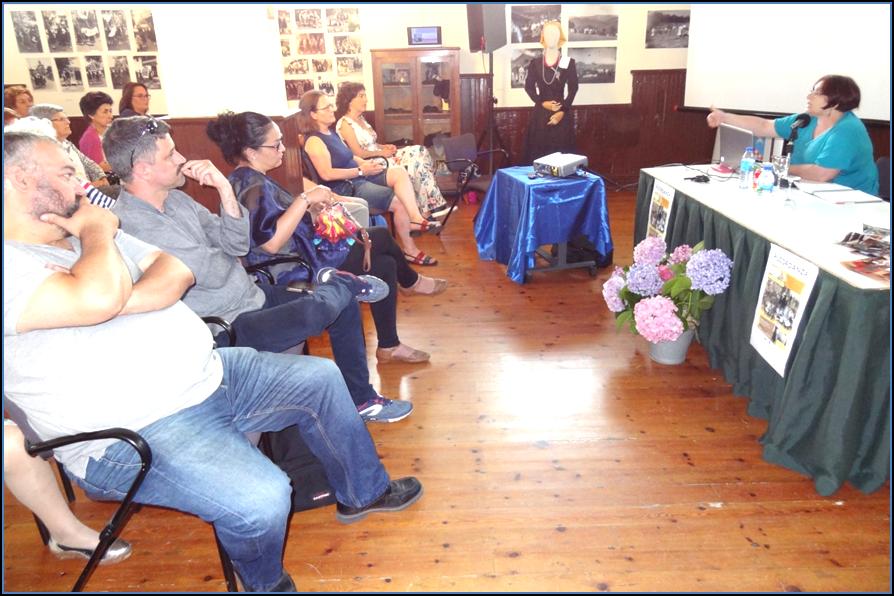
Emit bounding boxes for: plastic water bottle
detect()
[757,164,775,193]
[738,146,755,189]
[754,138,765,162]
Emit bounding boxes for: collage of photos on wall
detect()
[279,6,362,105]
[11,8,161,102]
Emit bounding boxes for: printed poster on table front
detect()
[749,244,819,377]
[646,180,675,240]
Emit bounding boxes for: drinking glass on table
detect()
[772,155,790,186]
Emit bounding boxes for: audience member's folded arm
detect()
[120,251,195,315]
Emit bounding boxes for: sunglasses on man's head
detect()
[129,117,160,168]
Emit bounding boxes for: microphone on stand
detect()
[783,112,811,156]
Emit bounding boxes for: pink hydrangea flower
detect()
[634,296,684,343]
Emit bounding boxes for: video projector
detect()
[532,152,588,178]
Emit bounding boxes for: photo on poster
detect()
[285,79,314,101]
[568,47,617,84]
[11,11,43,53]
[333,35,361,56]
[27,58,55,91]
[42,11,73,53]
[296,33,325,55]
[134,56,161,89]
[85,55,107,88]
[336,56,363,77]
[72,10,103,52]
[132,10,158,52]
[316,78,335,96]
[510,49,540,89]
[102,10,131,52]
[312,58,332,74]
[326,8,359,33]
[569,14,618,41]
[281,39,291,57]
[54,57,84,92]
[278,11,292,35]
[295,9,321,29]
[646,181,675,239]
[109,55,131,89]
[645,10,690,49]
[510,5,561,44]
[285,59,310,76]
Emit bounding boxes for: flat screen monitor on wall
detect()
[685,4,890,122]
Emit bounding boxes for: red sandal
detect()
[403,251,438,266]
[409,220,441,236]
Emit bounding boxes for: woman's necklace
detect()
[542,53,560,85]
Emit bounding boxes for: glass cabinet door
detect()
[380,61,414,143]
[420,56,453,141]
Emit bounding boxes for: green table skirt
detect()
[636,172,890,495]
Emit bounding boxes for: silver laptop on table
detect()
[711,123,755,173]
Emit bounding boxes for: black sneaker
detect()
[335,477,423,524]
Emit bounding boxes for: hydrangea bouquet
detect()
[601,237,733,343]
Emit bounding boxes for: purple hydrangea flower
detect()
[626,263,664,297]
[668,244,692,265]
[686,249,733,295]
[634,296,684,343]
[633,237,667,266]
[601,274,627,312]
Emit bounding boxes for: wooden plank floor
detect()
[3,191,890,592]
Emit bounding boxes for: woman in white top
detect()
[335,82,449,219]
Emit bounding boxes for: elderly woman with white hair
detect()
[29,103,109,188]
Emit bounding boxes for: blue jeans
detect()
[231,280,378,406]
[76,348,390,591]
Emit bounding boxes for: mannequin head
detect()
[539,21,566,49]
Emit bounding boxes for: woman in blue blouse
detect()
[207,111,448,364]
[708,75,879,195]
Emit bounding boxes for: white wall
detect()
[4,4,688,118]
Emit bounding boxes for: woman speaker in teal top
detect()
[708,75,878,195]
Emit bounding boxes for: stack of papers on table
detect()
[796,182,883,204]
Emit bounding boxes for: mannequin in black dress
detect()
[521,21,579,164]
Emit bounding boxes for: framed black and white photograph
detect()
[54,57,84,92]
[296,33,325,55]
[326,8,359,33]
[312,58,332,74]
[134,55,161,89]
[109,55,131,89]
[333,35,361,56]
[85,55,107,87]
[510,49,540,89]
[569,14,619,41]
[295,9,321,30]
[132,10,158,52]
[336,56,363,77]
[281,40,291,57]
[72,10,103,52]
[510,5,561,44]
[11,11,43,53]
[42,11,73,53]
[568,47,617,84]
[645,10,690,49]
[101,10,131,52]
[285,59,309,76]
[278,11,292,35]
[407,26,441,46]
[26,58,55,91]
[285,79,314,101]
[317,78,335,96]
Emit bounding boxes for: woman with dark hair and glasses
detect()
[707,74,879,195]
[119,82,151,117]
[298,89,442,267]
[207,110,447,364]
[335,82,450,220]
[78,91,114,172]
